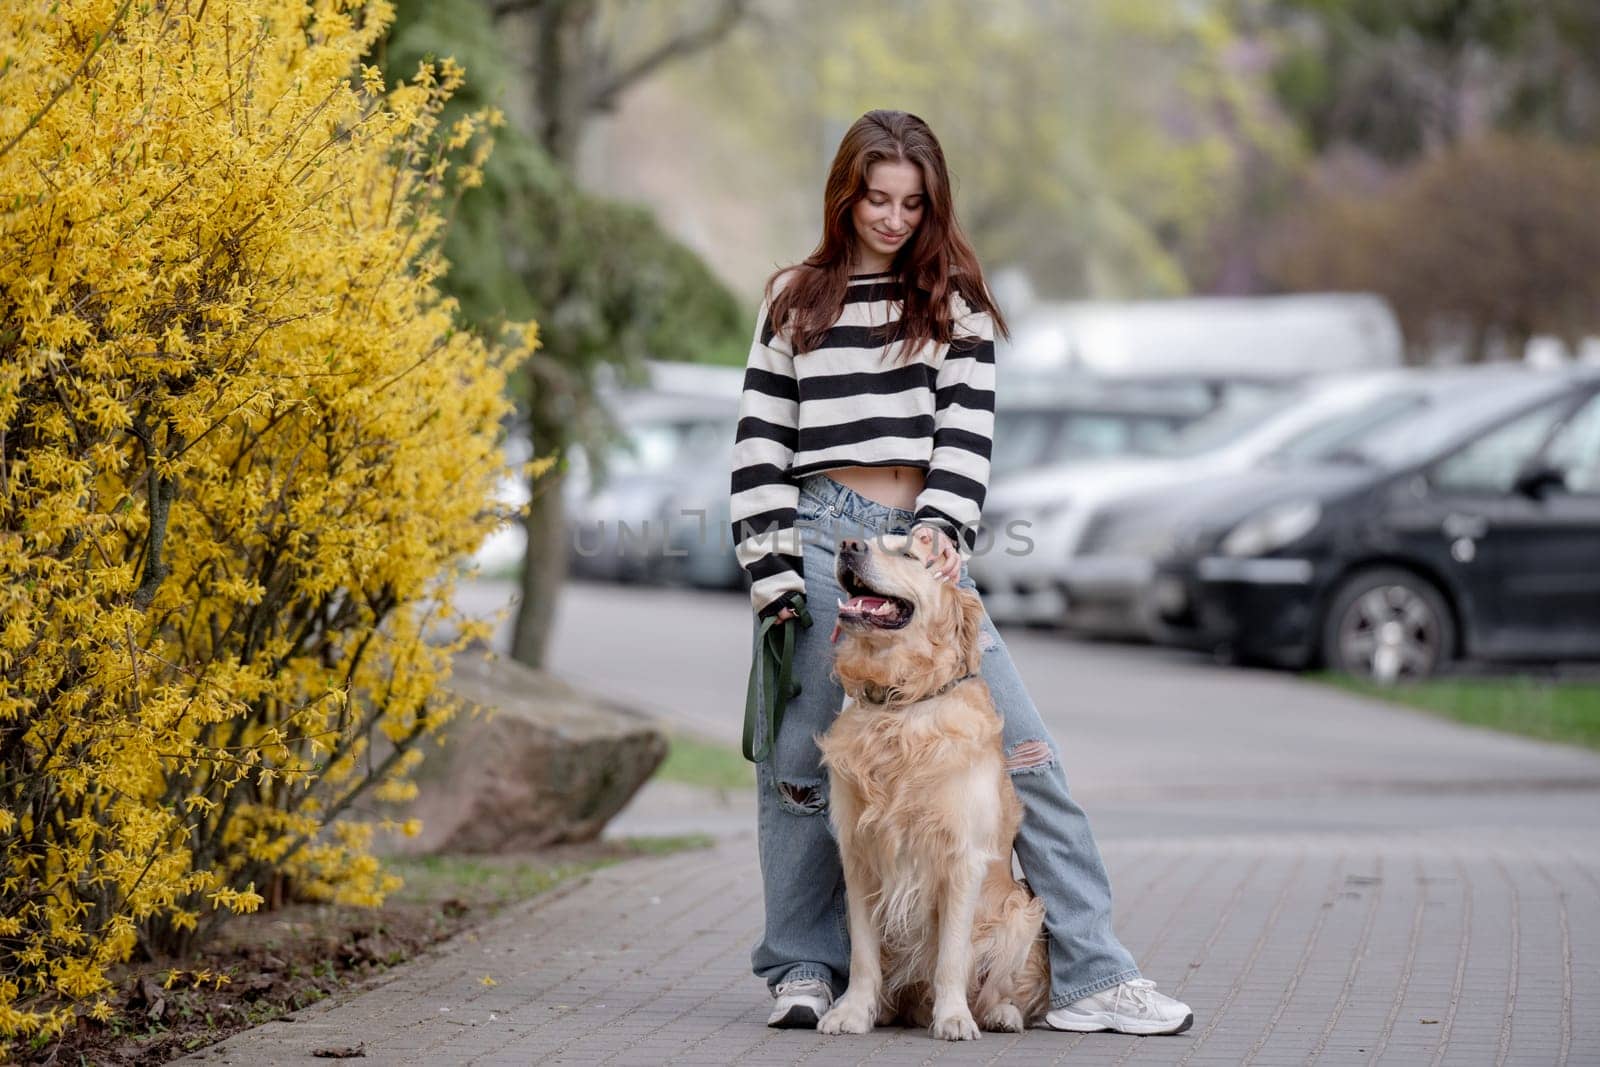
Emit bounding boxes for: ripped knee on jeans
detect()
[776,776,828,815]
[1004,739,1055,774]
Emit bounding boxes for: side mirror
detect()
[1512,464,1566,499]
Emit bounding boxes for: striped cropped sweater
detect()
[729,269,997,619]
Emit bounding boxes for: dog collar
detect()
[857,671,980,709]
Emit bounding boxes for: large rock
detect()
[385,653,668,855]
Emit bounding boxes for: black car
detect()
[1133,370,1600,680]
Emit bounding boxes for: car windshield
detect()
[991,409,1061,474]
[1293,379,1565,469]
[1213,379,1293,410]
[1267,392,1429,463]
[1053,413,1139,459]
[996,406,1205,471]
[1148,390,1297,457]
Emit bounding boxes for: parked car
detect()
[973,367,1526,629]
[565,392,737,583]
[659,376,1227,593]
[1139,370,1600,680]
[991,381,1220,476]
[473,364,743,580]
[660,461,744,590]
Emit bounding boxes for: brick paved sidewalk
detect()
[183,823,1598,1066]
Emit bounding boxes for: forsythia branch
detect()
[132,417,176,611]
[0,0,135,163]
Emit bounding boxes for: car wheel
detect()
[1321,567,1454,682]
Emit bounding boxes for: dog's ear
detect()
[953,586,986,675]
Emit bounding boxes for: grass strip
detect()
[1318,673,1600,751]
[388,834,716,907]
[654,730,756,790]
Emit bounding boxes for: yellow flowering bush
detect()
[0,0,539,1042]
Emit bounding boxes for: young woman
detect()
[728,109,1192,1037]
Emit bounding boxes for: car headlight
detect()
[1220,500,1322,557]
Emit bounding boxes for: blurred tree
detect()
[677,0,1303,297]
[488,0,749,168]
[382,0,746,667]
[1254,0,1600,161]
[1264,135,1600,361]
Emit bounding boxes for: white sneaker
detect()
[1044,978,1193,1035]
[767,976,833,1029]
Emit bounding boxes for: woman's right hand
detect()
[774,607,797,624]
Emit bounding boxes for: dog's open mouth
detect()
[836,559,914,631]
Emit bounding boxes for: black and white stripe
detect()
[729,271,996,619]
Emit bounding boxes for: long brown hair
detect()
[762,109,1009,361]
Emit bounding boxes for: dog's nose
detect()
[838,537,868,556]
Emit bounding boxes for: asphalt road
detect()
[497,577,1600,842]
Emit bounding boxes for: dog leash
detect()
[742,590,813,763]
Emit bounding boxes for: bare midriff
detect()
[820,465,925,512]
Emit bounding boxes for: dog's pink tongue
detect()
[830,620,841,644]
[836,596,894,642]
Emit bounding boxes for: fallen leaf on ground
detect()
[311,1043,367,1058]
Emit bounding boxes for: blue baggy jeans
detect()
[749,472,1142,1010]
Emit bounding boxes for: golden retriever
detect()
[815,532,1050,1040]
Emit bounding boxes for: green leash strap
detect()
[742,590,813,763]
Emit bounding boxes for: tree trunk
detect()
[534,0,593,168]
[1465,318,1491,364]
[511,456,569,668]
[503,0,748,666]
[508,0,587,668]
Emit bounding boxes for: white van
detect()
[1002,292,1404,388]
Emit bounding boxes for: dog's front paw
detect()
[981,1002,1025,1032]
[818,992,875,1035]
[931,1006,980,1041]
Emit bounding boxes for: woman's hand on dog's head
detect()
[912,524,962,584]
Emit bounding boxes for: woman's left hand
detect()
[912,523,962,584]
